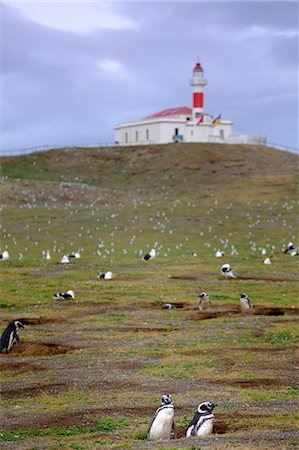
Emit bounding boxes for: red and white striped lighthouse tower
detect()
[190,61,207,121]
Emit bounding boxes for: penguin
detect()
[0,320,24,354]
[215,250,225,257]
[68,251,81,259]
[0,250,10,260]
[148,394,174,440]
[283,242,297,254]
[163,303,176,310]
[186,401,217,438]
[142,248,156,261]
[53,290,75,300]
[263,257,271,264]
[60,255,70,264]
[240,293,253,312]
[198,292,212,310]
[221,263,236,278]
[97,271,113,280]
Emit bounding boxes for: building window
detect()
[125,132,128,143]
[146,129,149,140]
[136,131,138,142]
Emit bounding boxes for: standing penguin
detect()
[186,401,217,438]
[240,293,253,312]
[142,248,156,261]
[148,394,174,440]
[198,292,212,310]
[0,320,24,354]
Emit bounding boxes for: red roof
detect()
[193,62,203,72]
[143,107,192,120]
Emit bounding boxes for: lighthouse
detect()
[190,61,207,121]
[115,61,266,146]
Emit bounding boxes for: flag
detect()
[196,114,204,125]
[212,114,221,126]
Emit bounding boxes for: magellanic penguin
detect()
[221,263,236,278]
[283,242,297,255]
[142,248,156,261]
[186,401,217,438]
[97,271,113,280]
[0,250,10,260]
[240,293,253,312]
[198,292,212,310]
[0,320,25,354]
[148,394,174,440]
[53,290,75,300]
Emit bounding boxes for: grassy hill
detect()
[0,143,298,449]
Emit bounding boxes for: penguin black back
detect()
[0,320,24,354]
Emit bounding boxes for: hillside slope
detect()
[1,143,298,184]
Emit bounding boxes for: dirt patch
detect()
[189,310,240,320]
[211,377,289,388]
[188,305,299,320]
[231,345,298,352]
[17,317,64,325]
[82,326,178,333]
[170,275,198,280]
[2,382,67,400]
[238,276,299,283]
[3,341,75,356]
[1,361,46,374]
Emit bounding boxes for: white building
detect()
[114,62,266,146]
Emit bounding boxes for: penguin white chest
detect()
[149,408,174,440]
[195,417,214,437]
[240,298,251,311]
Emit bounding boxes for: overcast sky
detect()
[1,0,298,154]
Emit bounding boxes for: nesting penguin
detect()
[283,242,298,256]
[148,394,174,440]
[215,250,225,258]
[186,401,217,438]
[198,292,212,310]
[162,303,183,310]
[221,263,236,278]
[0,250,10,260]
[53,290,75,300]
[240,293,253,312]
[68,251,81,259]
[263,257,271,264]
[0,320,24,354]
[60,255,70,264]
[142,248,156,261]
[97,271,113,280]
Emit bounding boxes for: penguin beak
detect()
[211,403,218,409]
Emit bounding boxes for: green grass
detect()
[0,144,298,449]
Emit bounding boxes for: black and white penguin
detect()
[68,251,81,259]
[240,293,253,312]
[0,250,10,260]
[0,320,24,354]
[198,292,212,310]
[283,242,297,255]
[148,394,174,440]
[221,263,236,278]
[53,290,75,300]
[215,250,225,257]
[186,401,217,438]
[142,248,156,261]
[60,255,70,264]
[163,303,176,310]
[97,271,113,280]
